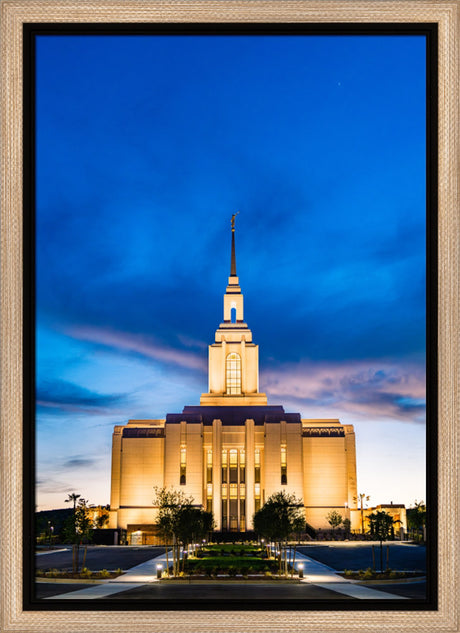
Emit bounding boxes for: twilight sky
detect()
[35,33,427,512]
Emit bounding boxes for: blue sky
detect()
[36,33,427,511]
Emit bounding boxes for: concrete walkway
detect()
[49,548,407,600]
[49,550,169,600]
[292,550,407,600]
[36,548,69,556]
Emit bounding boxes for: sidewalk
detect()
[49,550,168,599]
[292,550,407,600]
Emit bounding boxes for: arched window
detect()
[226,353,241,395]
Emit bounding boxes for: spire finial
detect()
[230,212,239,276]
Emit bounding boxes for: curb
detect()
[158,578,302,585]
[35,577,120,585]
[352,576,426,585]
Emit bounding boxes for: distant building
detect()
[362,504,407,535]
[109,220,374,543]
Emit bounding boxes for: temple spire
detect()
[230,212,239,277]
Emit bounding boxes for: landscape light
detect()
[298,563,304,579]
[156,563,163,579]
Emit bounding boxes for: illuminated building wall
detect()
[109,220,362,542]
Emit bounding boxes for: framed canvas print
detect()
[1,1,459,632]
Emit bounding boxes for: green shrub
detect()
[80,567,92,578]
[99,569,110,578]
[36,569,44,577]
[228,565,237,577]
[47,568,59,578]
[264,571,272,578]
[389,571,399,579]
[344,569,354,577]
[115,567,123,576]
[362,568,374,580]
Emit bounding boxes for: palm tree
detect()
[353,493,370,535]
[65,493,81,539]
[65,492,81,511]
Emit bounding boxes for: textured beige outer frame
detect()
[1,1,458,631]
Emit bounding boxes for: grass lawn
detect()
[180,544,287,576]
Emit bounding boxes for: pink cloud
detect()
[66,326,207,372]
[261,360,426,423]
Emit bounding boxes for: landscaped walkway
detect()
[49,548,407,600]
[49,550,170,599]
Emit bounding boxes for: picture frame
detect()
[1,1,458,632]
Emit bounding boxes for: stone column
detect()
[212,419,222,531]
[245,419,255,531]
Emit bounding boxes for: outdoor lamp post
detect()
[298,563,304,579]
[156,564,163,579]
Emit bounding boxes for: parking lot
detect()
[36,545,165,572]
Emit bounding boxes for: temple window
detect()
[226,353,241,394]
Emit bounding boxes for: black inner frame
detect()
[23,21,438,612]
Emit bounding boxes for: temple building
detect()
[108,217,363,543]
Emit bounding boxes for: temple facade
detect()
[108,218,362,543]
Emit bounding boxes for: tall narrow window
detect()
[206,450,213,484]
[229,449,238,483]
[239,449,246,484]
[255,448,261,484]
[222,449,228,483]
[281,445,287,485]
[226,353,241,394]
[255,483,261,512]
[180,446,186,485]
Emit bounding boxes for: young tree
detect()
[407,500,426,541]
[153,487,191,576]
[326,510,343,538]
[290,515,306,577]
[253,491,305,577]
[367,510,394,572]
[153,487,215,576]
[342,517,351,538]
[175,506,214,571]
[95,506,110,528]
[62,497,96,573]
